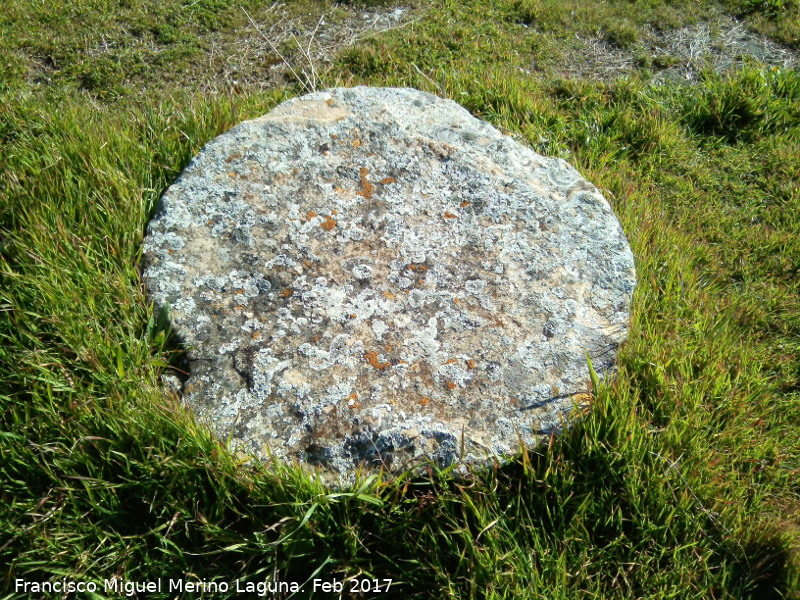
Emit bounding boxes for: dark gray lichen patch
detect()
[141,87,636,487]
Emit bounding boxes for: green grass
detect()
[2,0,799,598]
[724,0,800,49]
[1,0,249,97]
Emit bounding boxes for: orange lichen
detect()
[453,297,462,304]
[280,288,293,298]
[350,313,357,319]
[419,397,430,406]
[445,358,458,365]
[227,171,237,178]
[385,343,393,352]
[321,215,337,231]
[235,289,245,295]
[352,139,361,148]
[443,211,457,219]
[460,200,471,207]
[356,167,374,199]
[364,351,390,370]
[168,249,175,254]
[383,291,395,299]
[306,210,318,221]
[347,393,359,402]
[466,359,477,370]
[380,176,396,185]
[445,381,457,390]
[252,331,262,340]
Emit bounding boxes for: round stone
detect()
[141,87,636,486]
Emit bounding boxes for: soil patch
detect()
[554,14,799,83]
[185,3,416,93]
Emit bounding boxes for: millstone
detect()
[141,87,636,486]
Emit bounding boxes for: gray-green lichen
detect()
[141,87,636,487]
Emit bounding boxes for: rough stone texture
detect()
[141,87,636,487]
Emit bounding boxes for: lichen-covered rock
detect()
[142,87,636,487]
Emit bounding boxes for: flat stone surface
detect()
[141,87,636,486]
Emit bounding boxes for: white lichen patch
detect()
[141,87,636,487]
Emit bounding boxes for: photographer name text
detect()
[15,576,393,596]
